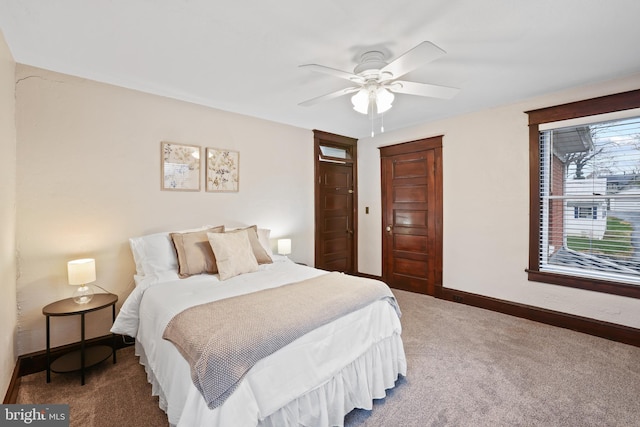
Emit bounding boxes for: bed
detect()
[111,225,406,426]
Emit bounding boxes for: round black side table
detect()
[42,293,118,385]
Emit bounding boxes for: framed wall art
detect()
[206,147,239,192]
[161,142,201,191]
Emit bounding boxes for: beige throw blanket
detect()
[162,272,400,409]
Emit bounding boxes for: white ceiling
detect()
[1,0,640,139]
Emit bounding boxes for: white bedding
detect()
[112,257,406,426]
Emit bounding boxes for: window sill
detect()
[526,269,640,299]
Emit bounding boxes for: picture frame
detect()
[161,142,201,191]
[206,147,239,192]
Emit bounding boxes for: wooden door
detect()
[316,161,354,273]
[314,130,357,273]
[380,136,443,296]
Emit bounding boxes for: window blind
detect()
[538,116,640,285]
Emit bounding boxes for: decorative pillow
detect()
[207,230,259,280]
[170,226,225,278]
[226,225,273,264]
[129,225,214,277]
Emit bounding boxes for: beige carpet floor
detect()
[16,289,640,426]
[16,346,168,426]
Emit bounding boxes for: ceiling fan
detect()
[299,41,460,117]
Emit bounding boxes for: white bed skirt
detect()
[136,332,406,427]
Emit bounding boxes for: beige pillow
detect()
[207,230,259,280]
[170,226,224,278]
[226,225,273,264]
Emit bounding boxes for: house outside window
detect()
[526,90,640,299]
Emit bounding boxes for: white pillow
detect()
[257,228,273,256]
[129,225,213,277]
[207,230,259,280]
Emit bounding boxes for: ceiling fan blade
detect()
[381,41,446,79]
[388,80,460,99]
[299,64,364,83]
[298,87,360,107]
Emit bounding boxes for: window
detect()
[526,89,640,299]
[573,206,595,220]
[318,143,353,164]
[319,145,350,160]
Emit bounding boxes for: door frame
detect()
[380,135,443,296]
[313,130,358,272]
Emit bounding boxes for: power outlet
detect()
[453,295,463,303]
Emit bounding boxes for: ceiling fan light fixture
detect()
[351,86,394,115]
[299,41,459,134]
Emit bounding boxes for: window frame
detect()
[525,89,640,299]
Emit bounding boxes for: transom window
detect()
[318,144,353,164]
[526,90,640,299]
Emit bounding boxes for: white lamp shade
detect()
[277,239,292,256]
[351,87,394,115]
[68,258,96,285]
[351,89,370,114]
[376,88,394,114]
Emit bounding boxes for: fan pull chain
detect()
[370,102,375,137]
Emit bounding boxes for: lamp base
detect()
[72,285,94,304]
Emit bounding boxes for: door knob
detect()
[386,226,392,232]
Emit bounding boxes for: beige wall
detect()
[0,30,17,397]
[358,73,640,328]
[15,65,314,355]
[11,59,640,361]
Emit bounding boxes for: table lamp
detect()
[68,258,96,304]
[277,239,291,259]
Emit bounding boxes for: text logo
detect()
[0,405,69,426]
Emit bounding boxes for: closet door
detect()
[380,136,443,296]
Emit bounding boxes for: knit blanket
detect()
[162,271,400,409]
